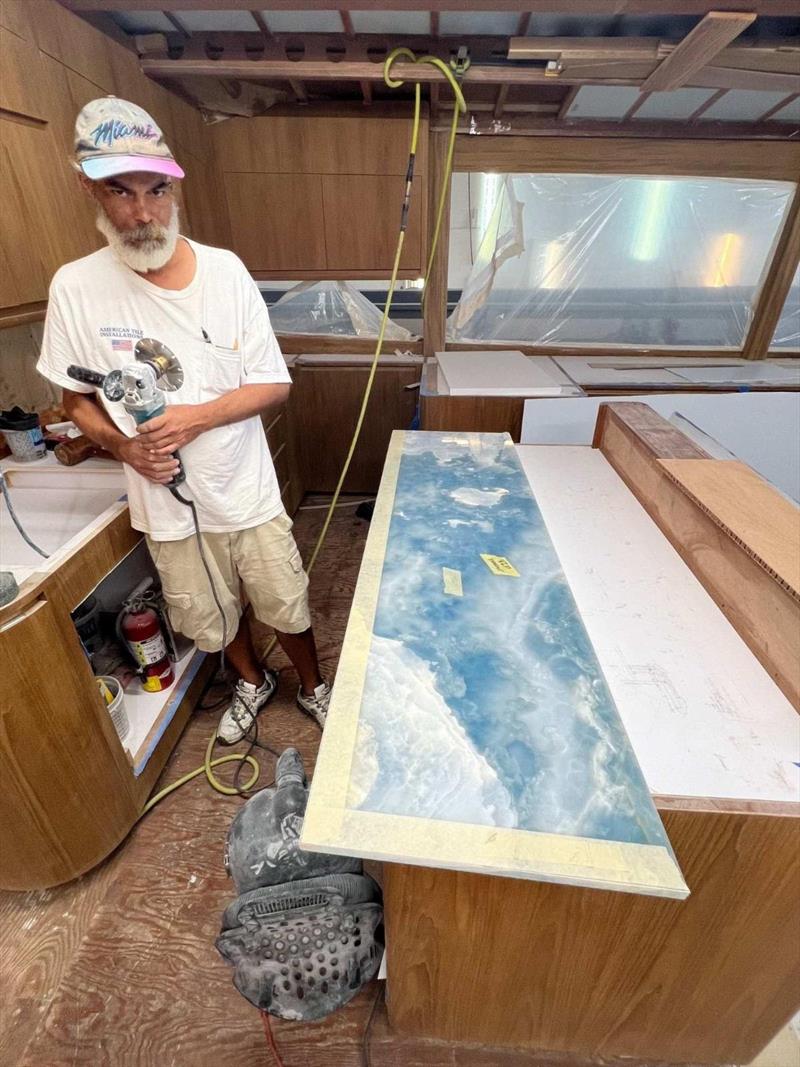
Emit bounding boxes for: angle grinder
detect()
[67,338,186,488]
[68,339,230,666]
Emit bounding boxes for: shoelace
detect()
[230,691,258,727]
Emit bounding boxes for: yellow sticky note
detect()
[480,554,520,577]
[442,567,463,597]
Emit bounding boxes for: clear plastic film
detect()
[268,281,412,340]
[448,174,796,349]
[771,267,800,351]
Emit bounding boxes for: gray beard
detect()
[96,202,180,273]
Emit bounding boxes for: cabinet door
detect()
[224,172,326,272]
[322,174,424,274]
[0,598,138,889]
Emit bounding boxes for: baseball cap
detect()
[74,96,185,181]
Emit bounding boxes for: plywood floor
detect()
[0,498,793,1067]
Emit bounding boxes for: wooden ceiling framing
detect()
[60,1,800,136]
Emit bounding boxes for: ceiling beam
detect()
[640,11,756,92]
[139,54,800,94]
[622,91,651,119]
[493,84,510,120]
[688,87,728,119]
[439,115,800,142]
[557,86,580,121]
[163,11,190,38]
[509,36,661,61]
[58,0,800,14]
[754,91,798,121]
[516,13,533,36]
[140,56,644,86]
[690,64,800,91]
[250,11,272,40]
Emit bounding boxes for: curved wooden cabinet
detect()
[0,499,213,891]
[0,597,140,889]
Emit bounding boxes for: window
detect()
[448,173,796,349]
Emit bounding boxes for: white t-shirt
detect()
[37,239,291,540]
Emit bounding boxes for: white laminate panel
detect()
[517,445,800,803]
[437,350,578,396]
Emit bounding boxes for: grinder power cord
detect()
[68,44,468,817]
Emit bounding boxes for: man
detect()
[37,97,331,743]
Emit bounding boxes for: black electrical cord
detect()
[169,484,228,675]
[362,983,384,1067]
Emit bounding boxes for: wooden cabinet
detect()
[212,109,429,280]
[262,406,304,516]
[322,174,424,273]
[285,357,423,493]
[0,0,225,327]
[0,498,214,890]
[225,173,327,272]
[0,596,139,889]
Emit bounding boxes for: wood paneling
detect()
[453,134,800,181]
[287,363,419,492]
[0,132,51,305]
[210,109,429,278]
[0,598,139,890]
[593,402,800,708]
[322,174,423,272]
[421,393,525,439]
[224,172,326,271]
[0,0,222,329]
[31,0,116,93]
[423,129,451,357]
[180,144,232,250]
[212,112,420,177]
[0,26,47,121]
[383,802,800,1063]
[0,0,33,39]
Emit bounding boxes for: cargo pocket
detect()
[159,589,195,640]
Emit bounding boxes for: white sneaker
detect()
[296,680,331,728]
[217,670,278,744]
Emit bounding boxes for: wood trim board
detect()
[593,402,800,708]
[452,134,800,182]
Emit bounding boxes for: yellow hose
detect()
[142,48,467,813]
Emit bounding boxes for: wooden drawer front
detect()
[272,439,290,492]
[264,411,287,457]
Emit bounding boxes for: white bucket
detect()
[97,675,130,744]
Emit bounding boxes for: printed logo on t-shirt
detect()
[99,325,144,353]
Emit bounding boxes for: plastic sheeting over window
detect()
[268,281,412,340]
[448,174,796,349]
[771,268,800,351]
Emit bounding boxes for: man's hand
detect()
[135,404,208,454]
[118,437,182,484]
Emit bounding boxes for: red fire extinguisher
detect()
[117,581,175,693]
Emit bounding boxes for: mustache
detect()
[122,222,169,247]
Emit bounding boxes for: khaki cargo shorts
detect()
[146,511,311,652]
